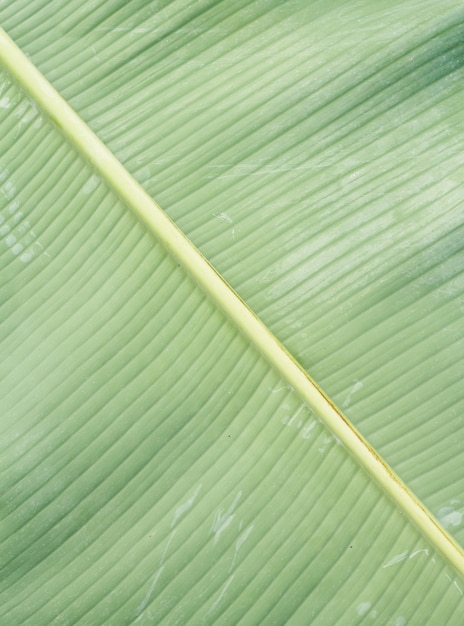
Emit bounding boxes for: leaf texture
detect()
[1,0,462,546]
[1,1,464,624]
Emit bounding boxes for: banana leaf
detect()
[1,1,464,623]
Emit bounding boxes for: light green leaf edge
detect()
[1,25,463,578]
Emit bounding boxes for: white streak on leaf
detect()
[301,420,317,440]
[356,601,371,616]
[134,567,164,619]
[134,530,176,622]
[409,548,429,559]
[382,550,409,568]
[229,524,254,572]
[82,174,100,195]
[207,575,235,616]
[171,484,202,528]
[282,404,304,427]
[342,380,363,408]
[212,491,242,544]
[437,506,463,529]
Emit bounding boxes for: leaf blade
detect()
[1,1,464,623]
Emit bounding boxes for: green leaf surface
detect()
[1,1,464,624]
[2,0,463,545]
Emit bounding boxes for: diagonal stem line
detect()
[1,26,463,577]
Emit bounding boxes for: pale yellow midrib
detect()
[1,26,463,577]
